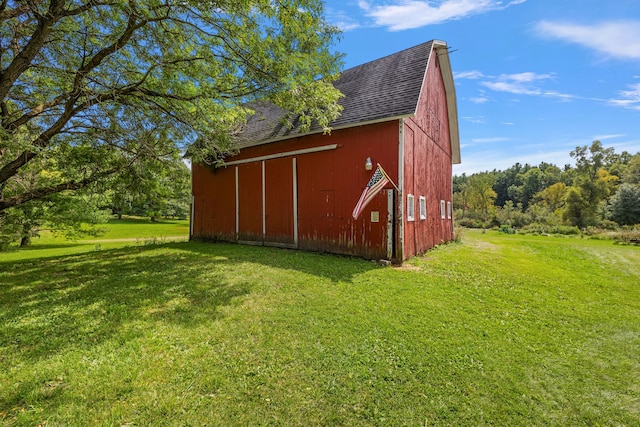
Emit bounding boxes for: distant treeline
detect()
[453,141,640,236]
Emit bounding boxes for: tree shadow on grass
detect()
[172,240,381,284]
[7,243,89,251]
[0,241,380,418]
[1,241,378,362]
[0,245,248,362]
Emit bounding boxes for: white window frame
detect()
[407,194,415,222]
[440,200,446,219]
[419,196,426,220]
[447,201,452,220]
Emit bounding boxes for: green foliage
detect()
[1,0,343,212]
[520,223,581,236]
[0,191,110,249]
[108,151,191,220]
[454,141,640,230]
[1,231,638,425]
[608,184,640,226]
[562,186,593,228]
[498,224,515,234]
[466,172,497,219]
[623,153,640,184]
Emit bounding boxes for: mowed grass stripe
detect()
[1,230,638,425]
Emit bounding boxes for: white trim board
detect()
[223,144,338,166]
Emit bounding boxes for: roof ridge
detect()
[340,39,436,73]
[234,40,439,149]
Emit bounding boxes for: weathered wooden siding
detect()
[264,157,295,245]
[192,42,458,262]
[191,162,235,241]
[402,49,454,259]
[191,121,400,260]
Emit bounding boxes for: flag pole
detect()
[377,163,400,193]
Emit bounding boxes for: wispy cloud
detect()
[482,72,552,95]
[592,134,626,141]
[609,83,640,110]
[470,96,489,104]
[326,7,361,31]
[457,70,578,100]
[458,69,640,112]
[479,72,579,100]
[454,70,485,79]
[535,20,640,60]
[463,116,486,124]
[471,137,511,144]
[358,0,526,31]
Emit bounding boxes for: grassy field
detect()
[0,217,189,262]
[1,229,638,425]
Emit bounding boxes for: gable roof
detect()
[235,40,461,164]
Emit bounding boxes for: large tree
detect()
[563,141,619,227]
[608,183,640,226]
[0,0,343,212]
[467,172,497,220]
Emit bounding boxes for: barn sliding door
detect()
[235,158,298,247]
[236,163,263,243]
[264,157,297,247]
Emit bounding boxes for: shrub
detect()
[521,223,580,236]
[453,225,464,243]
[499,224,516,234]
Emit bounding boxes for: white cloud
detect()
[536,20,640,60]
[358,0,526,31]
[592,134,626,141]
[326,7,361,31]
[454,70,485,79]
[471,137,510,143]
[462,116,486,124]
[609,83,640,110]
[462,69,638,111]
[482,72,553,95]
[478,72,579,100]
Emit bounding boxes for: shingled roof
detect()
[234,40,460,164]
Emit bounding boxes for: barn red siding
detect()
[264,157,295,245]
[192,162,235,241]
[192,42,458,262]
[191,121,400,260]
[402,51,454,259]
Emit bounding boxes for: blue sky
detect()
[323,0,640,175]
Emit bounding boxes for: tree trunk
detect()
[20,234,31,247]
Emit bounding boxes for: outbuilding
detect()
[191,40,461,262]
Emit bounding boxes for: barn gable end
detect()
[191,40,460,262]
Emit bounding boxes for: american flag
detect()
[352,164,390,220]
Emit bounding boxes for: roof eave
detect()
[237,114,415,148]
[433,41,461,165]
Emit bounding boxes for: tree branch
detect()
[0,2,32,21]
[4,94,67,131]
[0,0,65,100]
[0,165,123,211]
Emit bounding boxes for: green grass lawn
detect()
[0,216,189,262]
[1,229,638,425]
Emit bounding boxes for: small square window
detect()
[447,201,452,219]
[419,196,426,220]
[407,194,415,222]
[440,200,446,219]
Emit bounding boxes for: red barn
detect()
[191,40,461,262]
